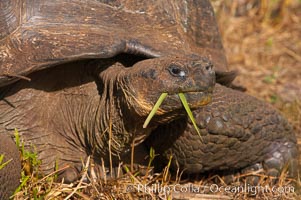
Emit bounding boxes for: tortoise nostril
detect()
[205,64,212,71]
[169,65,186,77]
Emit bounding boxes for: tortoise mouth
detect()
[184,91,212,107]
[153,90,213,113]
[167,91,213,108]
[163,86,214,95]
[144,90,213,126]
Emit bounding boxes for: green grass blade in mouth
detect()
[178,93,202,140]
[143,92,168,128]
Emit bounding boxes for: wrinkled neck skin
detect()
[80,64,153,161]
[0,60,152,172]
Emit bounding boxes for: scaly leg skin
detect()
[223,139,298,185]
[145,84,299,183]
[0,133,21,199]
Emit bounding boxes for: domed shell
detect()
[0,0,229,87]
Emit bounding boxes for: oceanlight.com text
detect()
[125,183,295,196]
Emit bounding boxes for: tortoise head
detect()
[102,55,215,125]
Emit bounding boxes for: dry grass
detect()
[13,156,299,199]
[12,0,301,199]
[212,0,301,134]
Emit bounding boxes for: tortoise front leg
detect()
[223,139,298,184]
[146,84,299,182]
[262,140,299,178]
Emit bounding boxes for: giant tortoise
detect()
[0,0,224,198]
[0,0,298,199]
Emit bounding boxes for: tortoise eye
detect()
[168,65,186,78]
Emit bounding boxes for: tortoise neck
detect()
[88,71,151,160]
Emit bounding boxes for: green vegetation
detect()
[13,129,43,197]
[143,93,202,139]
[143,92,168,128]
[178,93,202,140]
[265,37,274,47]
[0,154,11,170]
